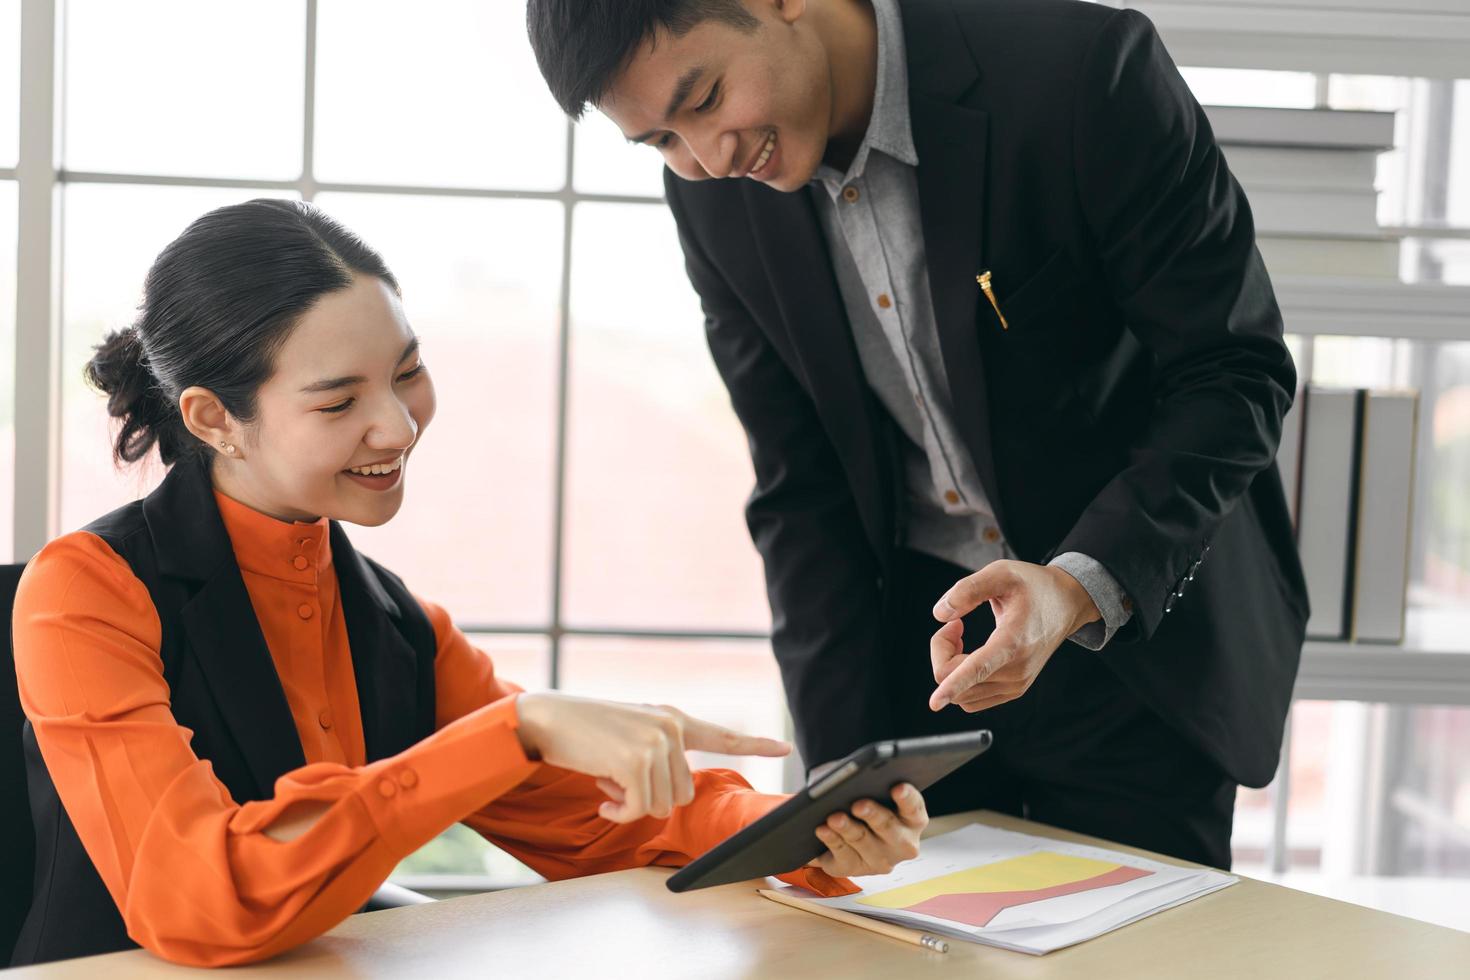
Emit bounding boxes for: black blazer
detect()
[664,0,1309,788]
[12,459,438,966]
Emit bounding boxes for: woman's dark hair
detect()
[84,198,399,466]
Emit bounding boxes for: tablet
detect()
[666,729,993,892]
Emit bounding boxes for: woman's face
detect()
[217,274,435,527]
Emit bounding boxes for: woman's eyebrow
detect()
[299,337,420,394]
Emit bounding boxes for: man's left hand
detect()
[928,560,1101,713]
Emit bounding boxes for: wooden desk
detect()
[10,811,1468,978]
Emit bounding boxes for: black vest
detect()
[12,459,438,966]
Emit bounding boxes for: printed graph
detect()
[857,851,1154,928]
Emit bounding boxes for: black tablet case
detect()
[666,730,993,892]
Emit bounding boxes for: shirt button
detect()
[842,185,860,203]
[297,604,314,620]
[876,293,892,310]
[914,392,925,409]
[377,779,397,799]
[983,526,1001,544]
[944,490,961,505]
[398,769,419,789]
[293,555,310,571]
[318,709,333,730]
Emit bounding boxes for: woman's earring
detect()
[219,442,236,455]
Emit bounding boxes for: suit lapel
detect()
[145,461,305,798]
[331,523,422,762]
[741,182,894,555]
[902,0,1004,528]
[911,95,1003,528]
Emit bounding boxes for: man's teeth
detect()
[347,457,403,476]
[752,132,776,174]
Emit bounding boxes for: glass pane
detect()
[59,185,301,535]
[573,111,667,198]
[315,0,566,190]
[1449,79,1470,228]
[463,633,551,694]
[314,192,561,628]
[1237,702,1470,933]
[394,632,547,884]
[63,0,303,179]
[1180,67,1318,109]
[0,181,15,560]
[0,0,17,169]
[563,202,769,632]
[561,637,788,794]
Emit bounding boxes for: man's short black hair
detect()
[527,0,761,119]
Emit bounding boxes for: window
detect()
[564,203,769,632]
[64,0,303,179]
[0,0,17,168]
[9,4,1469,910]
[0,183,14,563]
[1234,702,1470,933]
[1,0,16,562]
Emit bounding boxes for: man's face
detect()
[598,0,832,192]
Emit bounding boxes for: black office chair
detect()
[2,562,34,965]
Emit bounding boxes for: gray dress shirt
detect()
[809,0,1131,648]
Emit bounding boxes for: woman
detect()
[9,200,928,967]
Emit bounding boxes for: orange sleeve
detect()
[419,597,857,897]
[12,533,538,967]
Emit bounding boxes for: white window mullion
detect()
[12,0,58,560]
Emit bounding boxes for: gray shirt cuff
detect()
[1047,552,1134,651]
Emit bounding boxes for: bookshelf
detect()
[1275,276,1470,342]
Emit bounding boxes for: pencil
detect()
[757,888,950,953]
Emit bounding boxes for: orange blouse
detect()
[11,491,852,967]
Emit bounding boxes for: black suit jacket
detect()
[664,0,1309,788]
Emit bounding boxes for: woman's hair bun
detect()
[84,324,183,464]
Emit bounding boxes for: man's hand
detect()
[928,560,1101,713]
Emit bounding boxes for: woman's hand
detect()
[514,692,791,823]
[808,783,928,878]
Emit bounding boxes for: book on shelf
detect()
[1205,106,1396,150]
[1246,187,1381,237]
[1351,391,1420,644]
[1256,236,1401,278]
[1277,386,1305,528]
[1297,387,1364,640]
[1223,145,1379,193]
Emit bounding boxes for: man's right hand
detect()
[514,692,792,823]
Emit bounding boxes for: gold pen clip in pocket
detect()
[975,269,1009,331]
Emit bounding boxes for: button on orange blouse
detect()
[12,490,853,967]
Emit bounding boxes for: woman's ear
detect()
[178,386,244,459]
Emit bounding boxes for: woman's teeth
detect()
[751,131,776,176]
[346,457,403,476]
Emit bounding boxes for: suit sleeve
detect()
[1060,9,1297,640]
[664,172,896,770]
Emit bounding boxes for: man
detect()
[526,0,1309,868]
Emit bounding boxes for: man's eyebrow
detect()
[299,337,420,394]
[626,65,706,144]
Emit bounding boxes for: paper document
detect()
[777,823,1235,954]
